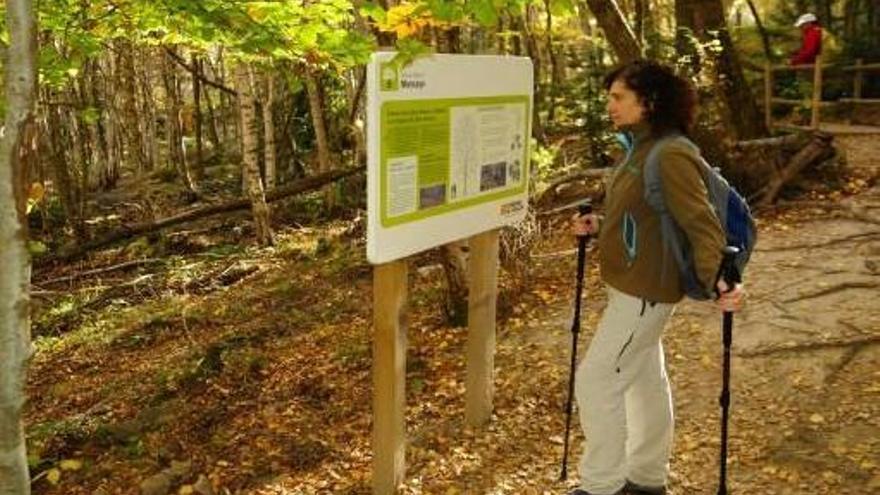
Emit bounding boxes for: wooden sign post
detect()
[372,260,408,494]
[465,229,500,427]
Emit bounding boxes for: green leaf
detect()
[27,241,48,257]
[360,1,387,23]
[549,0,576,16]
[390,38,434,70]
[469,0,500,26]
[425,0,464,22]
[81,107,101,125]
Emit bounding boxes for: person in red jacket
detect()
[791,13,822,65]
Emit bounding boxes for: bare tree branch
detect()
[163,46,237,96]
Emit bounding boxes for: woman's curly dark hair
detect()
[603,60,697,136]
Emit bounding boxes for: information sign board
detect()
[367,53,533,264]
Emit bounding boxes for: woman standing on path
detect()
[569,61,744,495]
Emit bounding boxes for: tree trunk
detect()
[235,63,274,245]
[517,10,546,143]
[139,50,158,172]
[304,66,334,208]
[544,0,560,124]
[90,57,117,190]
[202,83,221,152]
[217,50,232,144]
[103,83,121,190]
[676,0,768,139]
[509,11,523,55]
[744,0,772,61]
[582,0,643,63]
[0,1,36,494]
[819,0,832,32]
[192,55,205,180]
[162,50,198,196]
[44,97,84,238]
[869,1,878,55]
[71,82,92,221]
[345,67,367,168]
[262,72,277,190]
[116,42,148,176]
[441,240,470,326]
[635,0,646,44]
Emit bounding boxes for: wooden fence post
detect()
[854,58,863,100]
[811,56,823,129]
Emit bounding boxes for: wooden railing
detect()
[763,57,880,130]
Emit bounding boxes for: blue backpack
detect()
[643,135,757,300]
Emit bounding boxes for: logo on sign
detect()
[500,200,525,216]
[380,63,399,91]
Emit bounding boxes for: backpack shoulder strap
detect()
[643,134,692,213]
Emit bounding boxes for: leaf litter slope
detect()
[26,137,879,494]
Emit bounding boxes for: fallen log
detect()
[33,274,157,337]
[733,133,806,151]
[534,168,608,209]
[755,131,835,206]
[36,258,164,286]
[45,166,364,265]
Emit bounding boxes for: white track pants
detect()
[576,286,676,495]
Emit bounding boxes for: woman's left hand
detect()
[716,280,745,312]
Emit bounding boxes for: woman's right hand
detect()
[571,212,600,237]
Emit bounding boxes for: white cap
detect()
[794,13,817,27]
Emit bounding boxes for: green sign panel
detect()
[380,95,530,227]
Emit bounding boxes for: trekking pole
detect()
[717,246,742,495]
[561,201,592,481]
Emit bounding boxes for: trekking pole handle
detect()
[719,246,742,290]
[576,201,593,239]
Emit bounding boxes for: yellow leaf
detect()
[59,459,82,471]
[247,3,268,21]
[179,485,195,495]
[809,413,825,424]
[394,22,417,38]
[536,290,552,302]
[379,4,440,38]
[46,468,62,485]
[29,183,45,202]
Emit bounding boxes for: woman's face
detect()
[606,79,646,129]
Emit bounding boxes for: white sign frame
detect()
[366,53,534,264]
